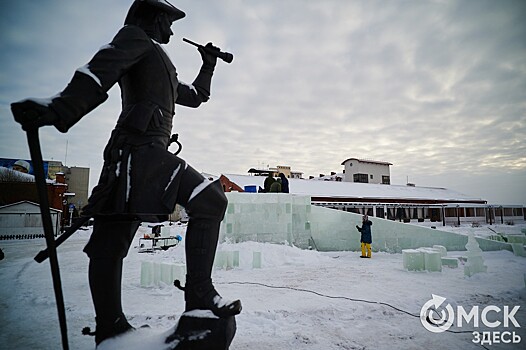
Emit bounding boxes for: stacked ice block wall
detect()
[220,193,514,252]
[220,192,312,248]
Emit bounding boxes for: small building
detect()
[0,201,61,238]
[341,158,392,184]
[0,159,89,211]
[0,167,68,211]
[62,166,90,209]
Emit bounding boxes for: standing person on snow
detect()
[269,177,282,192]
[263,172,275,193]
[278,172,289,193]
[356,215,373,258]
[11,0,240,345]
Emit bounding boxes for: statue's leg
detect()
[178,166,241,317]
[83,215,140,344]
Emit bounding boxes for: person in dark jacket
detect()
[278,173,289,193]
[269,177,282,192]
[263,172,275,193]
[11,0,240,345]
[356,215,373,258]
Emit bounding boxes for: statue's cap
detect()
[144,0,185,20]
[126,0,185,24]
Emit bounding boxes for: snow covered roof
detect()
[313,173,344,181]
[0,166,35,182]
[222,174,486,203]
[0,166,55,184]
[201,172,219,181]
[341,158,392,166]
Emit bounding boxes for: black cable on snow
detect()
[220,281,485,339]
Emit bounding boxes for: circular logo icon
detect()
[420,294,455,333]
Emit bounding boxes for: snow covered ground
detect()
[1,222,525,349]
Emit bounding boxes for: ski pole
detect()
[182,38,234,63]
[34,215,91,263]
[25,127,69,350]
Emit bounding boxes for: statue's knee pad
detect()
[185,180,228,221]
[84,217,140,259]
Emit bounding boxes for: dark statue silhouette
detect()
[11,1,240,347]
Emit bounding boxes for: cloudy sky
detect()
[1,0,525,205]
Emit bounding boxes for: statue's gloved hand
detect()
[198,42,218,69]
[11,99,59,131]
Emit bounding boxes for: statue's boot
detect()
[183,180,242,318]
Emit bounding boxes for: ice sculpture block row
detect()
[140,250,260,287]
[214,251,240,270]
[220,193,515,253]
[506,235,526,244]
[140,261,186,287]
[402,245,461,271]
[488,234,526,245]
[402,247,444,272]
[214,250,262,269]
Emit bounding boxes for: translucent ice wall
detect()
[309,205,512,252]
[220,193,513,252]
[220,192,312,248]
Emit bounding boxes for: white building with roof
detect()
[0,201,61,238]
[220,174,525,225]
[341,158,392,184]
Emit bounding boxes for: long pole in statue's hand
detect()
[183,38,234,64]
[24,126,70,350]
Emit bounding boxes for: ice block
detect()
[140,261,154,287]
[433,245,447,257]
[402,249,424,271]
[252,251,262,268]
[441,257,459,268]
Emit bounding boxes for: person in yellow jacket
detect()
[356,215,373,258]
